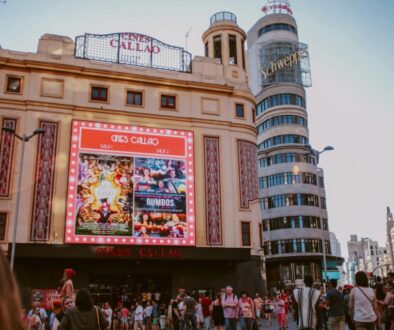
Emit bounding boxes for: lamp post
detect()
[304,144,334,290]
[2,126,45,270]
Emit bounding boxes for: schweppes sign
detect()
[261,47,309,80]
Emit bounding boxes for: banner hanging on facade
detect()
[65,120,195,246]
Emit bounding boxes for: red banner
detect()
[31,290,61,310]
[80,128,186,157]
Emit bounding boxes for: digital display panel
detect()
[65,120,195,246]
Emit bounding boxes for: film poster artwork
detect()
[66,121,195,246]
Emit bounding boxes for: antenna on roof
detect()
[185,28,192,51]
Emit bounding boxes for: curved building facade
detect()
[0,12,264,306]
[247,2,337,288]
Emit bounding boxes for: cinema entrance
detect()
[88,273,171,305]
[12,243,265,308]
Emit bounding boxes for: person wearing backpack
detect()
[349,271,377,330]
[326,279,345,330]
[221,286,238,330]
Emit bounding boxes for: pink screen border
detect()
[64,120,196,246]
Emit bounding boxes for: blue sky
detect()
[1,0,394,258]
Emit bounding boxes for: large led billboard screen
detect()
[65,120,195,246]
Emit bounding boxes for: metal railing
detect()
[210,12,237,26]
[75,32,192,73]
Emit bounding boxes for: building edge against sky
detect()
[246,0,343,288]
[0,12,266,306]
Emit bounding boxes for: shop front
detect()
[13,244,264,308]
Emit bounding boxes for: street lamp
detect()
[304,144,334,290]
[304,144,334,165]
[2,126,45,270]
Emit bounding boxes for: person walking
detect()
[275,295,286,330]
[134,301,145,330]
[221,286,238,330]
[374,277,385,330]
[349,271,377,330]
[28,301,48,329]
[326,279,345,330]
[200,293,212,330]
[29,307,44,330]
[343,286,355,330]
[263,296,273,327]
[58,288,107,330]
[211,294,225,330]
[183,294,198,330]
[159,303,167,330]
[103,302,113,330]
[120,303,130,330]
[253,294,263,325]
[384,282,394,330]
[293,275,321,330]
[145,301,154,330]
[51,300,64,330]
[280,290,290,329]
[239,291,255,330]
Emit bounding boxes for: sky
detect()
[1,0,393,259]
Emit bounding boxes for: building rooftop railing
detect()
[210,12,237,26]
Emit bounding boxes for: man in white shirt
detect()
[134,301,145,330]
[103,302,113,328]
[293,275,321,330]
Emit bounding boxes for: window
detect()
[235,103,244,118]
[259,153,315,168]
[0,213,6,241]
[204,42,209,57]
[321,197,327,209]
[261,194,320,210]
[256,94,306,116]
[258,23,297,37]
[160,94,176,110]
[126,90,143,106]
[213,35,222,62]
[264,239,324,255]
[241,222,251,246]
[259,135,308,151]
[6,76,22,94]
[252,109,256,123]
[259,172,317,188]
[319,176,325,188]
[90,86,108,102]
[229,35,237,65]
[257,115,307,134]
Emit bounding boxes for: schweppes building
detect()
[0,12,264,306]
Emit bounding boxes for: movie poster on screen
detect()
[65,120,195,246]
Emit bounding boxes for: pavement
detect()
[249,316,298,330]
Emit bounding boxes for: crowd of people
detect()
[4,247,394,330]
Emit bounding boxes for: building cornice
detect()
[0,56,255,104]
[0,97,257,134]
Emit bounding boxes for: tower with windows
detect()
[247,0,341,288]
[202,12,247,83]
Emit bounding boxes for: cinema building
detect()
[0,12,264,306]
[247,1,342,289]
